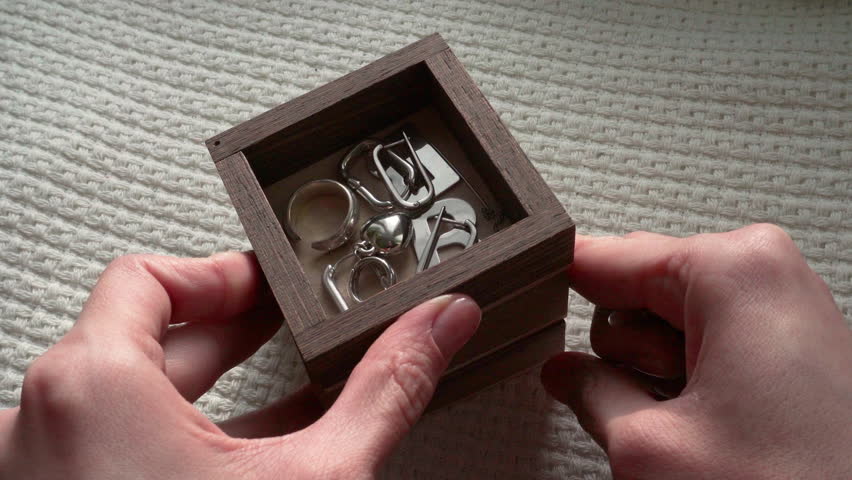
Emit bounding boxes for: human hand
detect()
[541,224,852,479]
[0,252,481,479]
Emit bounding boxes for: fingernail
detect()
[429,294,481,357]
[608,310,632,328]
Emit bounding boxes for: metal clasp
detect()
[340,133,436,213]
[340,139,416,211]
[372,131,435,212]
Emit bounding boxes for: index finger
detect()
[569,232,689,329]
[71,252,263,351]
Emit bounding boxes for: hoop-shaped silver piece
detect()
[283,179,358,252]
[349,256,397,304]
[340,139,415,211]
[322,240,398,312]
[372,131,435,212]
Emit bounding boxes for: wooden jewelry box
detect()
[206,34,575,409]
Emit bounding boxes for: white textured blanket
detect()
[1,1,849,478]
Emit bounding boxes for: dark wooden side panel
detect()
[447,271,570,372]
[300,210,575,386]
[215,152,324,336]
[246,67,430,187]
[206,34,449,162]
[428,319,565,411]
[317,319,567,412]
[425,49,563,216]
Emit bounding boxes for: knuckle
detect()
[733,223,801,275]
[687,224,801,281]
[20,345,89,415]
[104,254,150,276]
[124,328,166,369]
[101,254,173,287]
[741,223,797,256]
[95,344,150,379]
[205,254,234,313]
[376,346,439,427]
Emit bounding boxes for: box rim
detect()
[208,34,574,387]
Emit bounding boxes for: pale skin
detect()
[1,223,850,478]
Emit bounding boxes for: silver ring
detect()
[283,179,359,252]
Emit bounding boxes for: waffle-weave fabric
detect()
[1,1,850,478]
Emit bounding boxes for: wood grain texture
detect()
[427,319,566,411]
[318,318,567,412]
[206,33,448,164]
[215,152,324,335]
[446,270,570,373]
[426,49,563,216]
[245,66,431,187]
[300,210,575,386]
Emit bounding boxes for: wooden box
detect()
[206,34,575,409]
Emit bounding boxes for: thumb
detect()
[311,294,480,469]
[541,352,658,452]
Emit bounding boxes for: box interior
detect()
[242,63,529,317]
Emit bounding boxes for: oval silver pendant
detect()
[360,212,413,256]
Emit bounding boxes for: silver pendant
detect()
[360,212,413,256]
[412,198,477,269]
[415,205,477,273]
[322,212,414,312]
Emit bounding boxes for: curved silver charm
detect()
[385,132,460,199]
[360,212,413,256]
[340,140,396,211]
[367,138,416,197]
[371,131,435,212]
[415,211,477,273]
[412,198,477,269]
[322,258,351,312]
[322,240,398,312]
[284,179,359,252]
[349,256,397,304]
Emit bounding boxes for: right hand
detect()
[541,224,852,479]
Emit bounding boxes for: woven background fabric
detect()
[1,0,850,477]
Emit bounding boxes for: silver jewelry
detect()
[322,212,414,311]
[349,255,397,303]
[415,203,477,273]
[322,241,397,312]
[283,179,358,251]
[412,198,477,269]
[340,138,415,211]
[359,211,413,256]
[371,131,435,212]
[416,206,447,273]
[371,131,460,199]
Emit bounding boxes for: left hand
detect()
[0,252,481,479]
